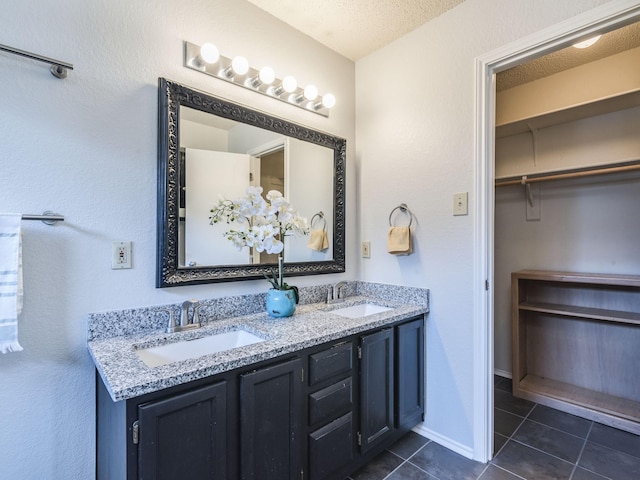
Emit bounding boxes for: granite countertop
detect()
[89,289,428,402]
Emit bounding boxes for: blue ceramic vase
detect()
[266,288,296,318]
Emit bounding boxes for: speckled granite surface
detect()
[87,282,429,402]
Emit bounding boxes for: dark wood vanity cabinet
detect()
[359,328,394,453]
[137,381,228,480]
[96,315,424,480]
[239,358,303,480]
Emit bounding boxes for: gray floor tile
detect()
[478,464,523,480]
[388,431,430,460]
[578,441,640,480]
[409,442,486,480]
[495,389,535,417]
[570,467,609,479]
[588,423,640,459]
[513,420,585,463]
[492,440,574,479]
[495,408,525,437]
[351,450,404,480]
[495,376,512,393]
[386,462,436,479]
[494,433,509,455]
[527,405,592,438]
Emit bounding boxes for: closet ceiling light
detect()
[182,40,334,117]
[573,35,601,49]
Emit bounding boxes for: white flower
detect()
[210,187,309,255]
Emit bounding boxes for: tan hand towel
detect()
[307,229,329,251]
[387,226,412,255]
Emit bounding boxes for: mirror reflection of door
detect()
[184,148,251,266]
[253,148,285,265]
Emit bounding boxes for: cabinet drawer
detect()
[309,413,353,480]
[309,377,352,426]
[309,341,353,386]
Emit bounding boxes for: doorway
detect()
[474,1,640,463]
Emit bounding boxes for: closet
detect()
[494,36,640,433]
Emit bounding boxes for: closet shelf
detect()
[519,301,640,325]
[496,89,640,139]
[519,375,640,427]
[512,270,640,435]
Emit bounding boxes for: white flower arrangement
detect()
[209,187,309,290]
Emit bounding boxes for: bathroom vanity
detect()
[90,285,428,480]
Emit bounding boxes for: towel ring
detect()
[389,203,413,228]
[310,212,327,230]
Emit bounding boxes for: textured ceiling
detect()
[497,21,640,91]
[246,0,466,61]
[246,1,640,89]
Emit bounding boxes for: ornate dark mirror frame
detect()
[157,78,346,287]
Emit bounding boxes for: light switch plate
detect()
[453,192,468,216]
[361,241,371,258]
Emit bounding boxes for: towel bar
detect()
[21,211,64,225]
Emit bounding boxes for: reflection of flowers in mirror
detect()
[209,186,309,255]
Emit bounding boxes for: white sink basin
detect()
[136,329,265,367]
[330,303,392,318]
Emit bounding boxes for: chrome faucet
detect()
[165,299,201,333]
[327,281,348,304]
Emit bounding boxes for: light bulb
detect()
[199,43,219,64]
[282,75,297,93]
[322,93,336,109]
[231,56,249,75]
[259,66,275,85]
[573,35,601,49]
[304,85,318,101]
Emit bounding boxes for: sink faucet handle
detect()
[192,304,202,327]
[161,309,177,333]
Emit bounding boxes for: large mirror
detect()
[157,78,346,287]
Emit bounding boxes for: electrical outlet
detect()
[361,241,371,258]
[453,192,468,216]
[112,241,132,269]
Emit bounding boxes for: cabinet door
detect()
[308,413,353,480]
[396,317,425,428]
[359,328,394,453]
[137,381,227,480]
[240,357,303,480]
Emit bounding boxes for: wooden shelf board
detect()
[513,270,640,288]
[519,301,640,325]
[496,89,640,138]
[518,375,640,432]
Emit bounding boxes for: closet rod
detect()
[0,43,73,79]
[495,161,640,187]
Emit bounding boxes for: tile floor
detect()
[346,376,640,480]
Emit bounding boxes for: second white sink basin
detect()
[331,303,392,318]
[136,329,265,367]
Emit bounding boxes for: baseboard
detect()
[493,369,512,379]
[412,424,475,460]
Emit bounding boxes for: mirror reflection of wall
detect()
[256,149,284,265]
[178,106,333,267]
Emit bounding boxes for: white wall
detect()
[355,0,612,455]
[0,0,354,477]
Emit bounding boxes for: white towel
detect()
[0,214,23,353]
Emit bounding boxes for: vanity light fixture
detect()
[573,35,601,49]
[183,41,335,117]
